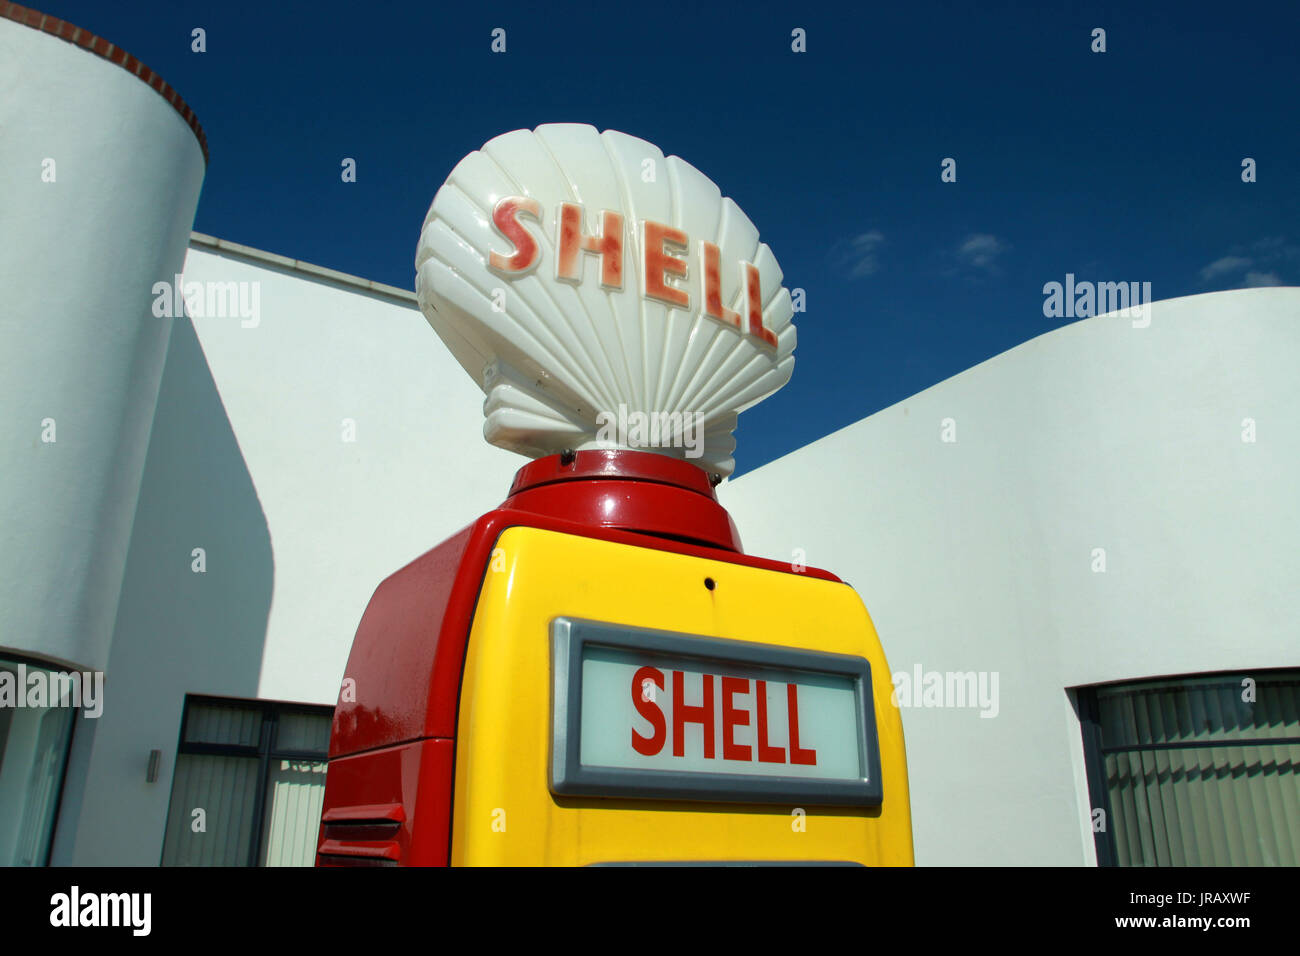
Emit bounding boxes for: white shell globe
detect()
[415,123,796,477]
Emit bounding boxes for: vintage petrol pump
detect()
[316,125,913,866]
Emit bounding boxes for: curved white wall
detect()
[0,18,206,671]
[720,287,1300,865]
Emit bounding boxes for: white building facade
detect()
[1,5,1295,867]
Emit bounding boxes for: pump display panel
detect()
[551,618,883,806]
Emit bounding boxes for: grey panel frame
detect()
[550,617,883,807]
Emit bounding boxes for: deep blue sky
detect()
[44,0,1300,474]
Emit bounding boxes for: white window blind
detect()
[259,759,328,866]
[161,754,259,866]
[161,698,332,866]
[1093,673,1299,866]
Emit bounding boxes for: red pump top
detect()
[502,449,742,552]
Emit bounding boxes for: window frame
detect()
[1076,687,1117,866]
[163,693,333,867]
[0,651,81,868]
[1076,668,1300,867]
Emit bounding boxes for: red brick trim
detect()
[3,2,209,164]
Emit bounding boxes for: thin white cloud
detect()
[1244,271,1282,287]
[1199,239,1296,287]
[1199,256,1252,282]
[837,230,885,278]
[956,233,1005,271]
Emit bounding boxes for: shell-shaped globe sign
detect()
[414,123,796,477]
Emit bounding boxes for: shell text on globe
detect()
[488,196,778,349]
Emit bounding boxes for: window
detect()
[0,655,77,866]
[1078,671,1300,866]
[161,696,333,866]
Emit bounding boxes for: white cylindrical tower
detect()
[0,7,207,674]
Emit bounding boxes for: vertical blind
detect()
[161,754,260,866]
[1095,673,1299,866]
[184,700,262,748]
[259,760,328,866]
[161,699,332,866]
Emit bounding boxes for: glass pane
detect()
[1094,672,1300,866]
[0,660,77,866]
[275,711,331,754]
[259,759,328,866]
[1098,674,1299,747]
[184,701,262,747]
[161,754,259,865]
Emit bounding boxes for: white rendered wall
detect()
[720,287,1300,866]
[0,20,205,673]
[54,244,522,864]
